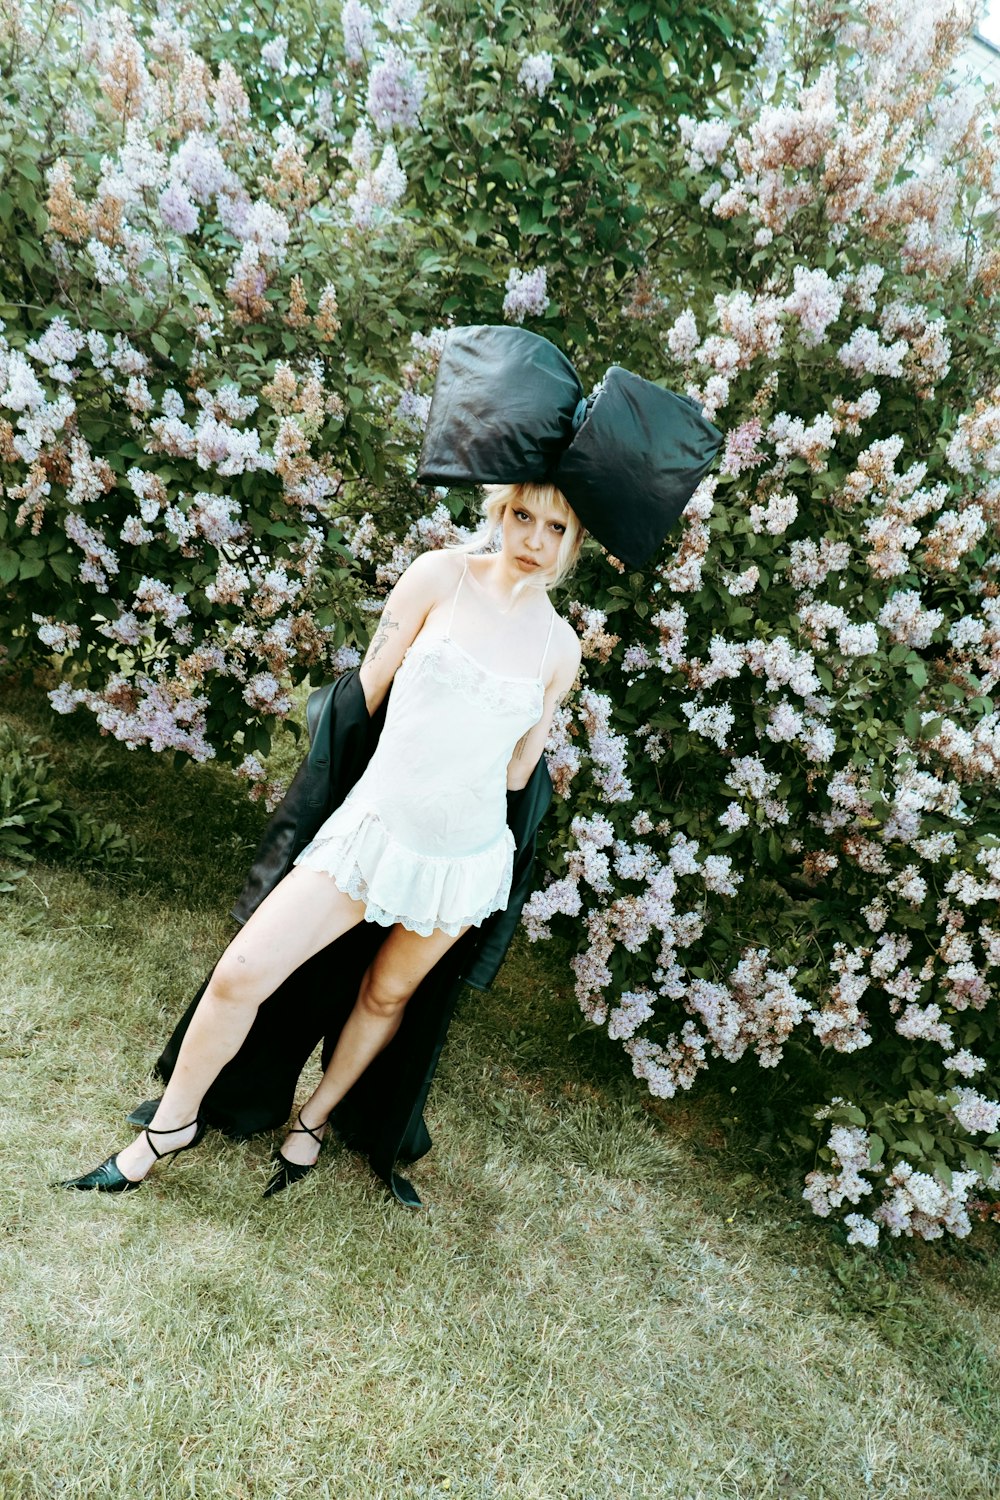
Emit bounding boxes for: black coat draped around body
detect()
[136,667,554,1205]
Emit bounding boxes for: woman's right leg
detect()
[110,868,369,1181]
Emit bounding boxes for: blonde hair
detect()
[449,481,587,600]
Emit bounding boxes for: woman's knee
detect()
[359,965,413,1020]
[209,947,267,1008]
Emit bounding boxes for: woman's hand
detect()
[358,551,446,717]
[506,624,582,790]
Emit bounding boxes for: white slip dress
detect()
[293,555,557,937]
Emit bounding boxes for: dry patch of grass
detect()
[2,681,1000,1500]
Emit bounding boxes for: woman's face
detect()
[498,499,569,578]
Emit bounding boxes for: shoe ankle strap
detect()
[144,1118,199,1159]
[289,1112,326,1146]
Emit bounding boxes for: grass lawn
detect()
[2,677,999,1500]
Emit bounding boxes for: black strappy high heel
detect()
[262,1112,327,1199]
[59,1118,206,1193]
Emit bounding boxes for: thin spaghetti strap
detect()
[445,554,468,637]
[537,608,557,680]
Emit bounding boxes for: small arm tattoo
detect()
[511,732,529,761]
[365,610,400,663]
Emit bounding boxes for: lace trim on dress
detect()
[404,635,545,719]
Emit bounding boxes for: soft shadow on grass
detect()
[2,679,1000,1500]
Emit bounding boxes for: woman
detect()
[61,480,585,1196]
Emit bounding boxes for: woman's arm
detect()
[358,551,447,717]
[506,625,582,791]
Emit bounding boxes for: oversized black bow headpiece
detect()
[417,325,723,570]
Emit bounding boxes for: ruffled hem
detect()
[293,804,515,938]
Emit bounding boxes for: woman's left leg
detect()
[277,919,471,1167]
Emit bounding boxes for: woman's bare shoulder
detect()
[547,610,582,688]
[397,547,462,601]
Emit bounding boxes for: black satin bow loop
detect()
[417,325,723,570]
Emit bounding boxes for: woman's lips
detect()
[517,556,539,568]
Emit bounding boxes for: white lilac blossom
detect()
[782,265,843,345]
[666,309,699,361]
[517,52,555,99]
[677,115,732,170]
[502,266,549,323]
[342,0,375,63]
[261,35,288,74]
[749,490,798,535]
[32,615,81,652]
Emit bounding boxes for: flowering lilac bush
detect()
[517,0,1000,1247]
[3,0,1000,1242]
[0,0,756,799]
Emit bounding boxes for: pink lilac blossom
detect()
[120,516,154,545]
[945,1050,987,1079]
[242,672,292,715]
[366,45,427,131]
[724,565,759,596]
[622,643,653,673]
[894,1002,953,1047]
[689,634,745,690]
[607,988,655,1041]
[347,142,408,229]
[720,418,766,476]
[922,505,986,572]
[1,347,47,412]
[744,636,821,696]
[97,611,150,647]
[98,121,168,207]
[25,318,86,368]
[946,386,1000,475]
[503,266,549,323]
[649,604,687,670]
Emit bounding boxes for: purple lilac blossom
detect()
[366,45,427,131]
